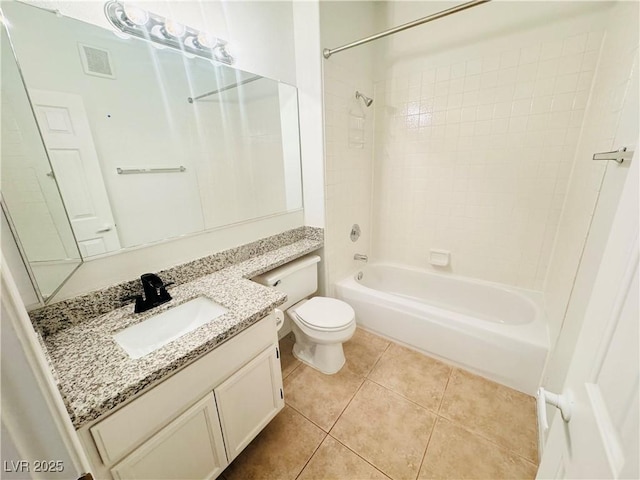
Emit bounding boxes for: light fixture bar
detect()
[104,1,233,65]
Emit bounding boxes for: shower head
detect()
[355,91,373,107]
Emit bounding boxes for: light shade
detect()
[122,4,148,26]
[104,1,234,65]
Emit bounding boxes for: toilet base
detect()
[292,340,346,375]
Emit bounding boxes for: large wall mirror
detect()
[1,21,82,301]
[1,1,303,300]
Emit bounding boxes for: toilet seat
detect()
[293,297,355,331]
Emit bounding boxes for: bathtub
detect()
[335,264,549,395]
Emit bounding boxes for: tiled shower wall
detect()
[323,60,375,293]
[371,4,610,289]
[321,2,378,294]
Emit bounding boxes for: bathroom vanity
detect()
[28,227,324,479]
[79,314,283,479]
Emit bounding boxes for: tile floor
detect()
[221,328,539,480]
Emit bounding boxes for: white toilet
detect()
[253,255,356,374]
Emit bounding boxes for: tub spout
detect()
[354,253,368,262]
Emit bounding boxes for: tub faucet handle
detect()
[354,253,368,262]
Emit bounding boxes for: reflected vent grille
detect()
[79,44,114,78]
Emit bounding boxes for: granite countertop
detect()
[37,230,323,429]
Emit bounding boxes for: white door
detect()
[29,90,121,257]
[537,151,639,479]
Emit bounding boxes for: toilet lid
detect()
[295,297,355,330]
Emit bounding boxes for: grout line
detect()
[436,367,454,414]
[283,363,366,433]
[326,375,367,431]
[282,360,302,380]
[364,341,391,380]
[414,416,439,480]
[328,377,368,435]
[329,434,393,480]
[436,412,539,465]
[294,432,328,480]
[286,401,332,433]
[365,377,442,417]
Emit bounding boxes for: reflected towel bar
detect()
[188,75,263,103]
[116,166,186,175]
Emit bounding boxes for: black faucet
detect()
[122,273,174,313]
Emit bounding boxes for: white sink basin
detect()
[113,296,228,359]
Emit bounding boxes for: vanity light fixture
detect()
[104,1,233,65]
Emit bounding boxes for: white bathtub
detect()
[335,264,549,394]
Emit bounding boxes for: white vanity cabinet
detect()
[77,313,284,479]
[110,394,227,480]
[215,343,283,462]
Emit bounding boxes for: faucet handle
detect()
[158,282,174,302]
[141,273,164,286]
[121,294,144,313]
[121,294,142,303]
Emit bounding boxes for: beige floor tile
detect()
[284,364,364,431]
[439,369,538,463]
[298,435,391,480]
[343,327,390,377]
[223,405,325,480]
[331,380,436,480]
[279,334,300,379]
[419,417,538,480]
[369,343,451,412]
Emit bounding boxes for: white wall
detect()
[320,1,379,294]
[292,0,326,294]
[293,0,325,229]
[543,0,639,406]
[369,1,611,288]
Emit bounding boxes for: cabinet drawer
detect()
[111,393,226,480]
[90,314,275,466]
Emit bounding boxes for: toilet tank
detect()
[252,255,320,311]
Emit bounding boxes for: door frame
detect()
[537,149,638,477]
[1,259,91,478]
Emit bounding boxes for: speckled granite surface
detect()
[30,226,322,336]
[32,227,323,429]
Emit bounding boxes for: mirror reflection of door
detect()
[29,90,122,257]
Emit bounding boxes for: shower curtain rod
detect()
[323,0,491,59]
[188,75,263,103]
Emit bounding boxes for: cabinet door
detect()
[215,345,284,461]
[111,393,227,480]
